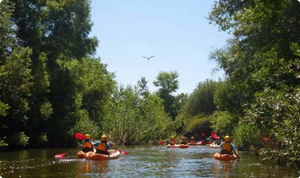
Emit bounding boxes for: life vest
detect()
[83,140,92,149]
[82,140,93,152]
[170,139,175,145]
[222,142,232,152]
[97,141,107,153]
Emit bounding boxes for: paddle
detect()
[75,133,86,140]
[108,142,129,155]
[210,131,219,139]
[201,132,206,137]
[158,141,164,145]
[55,153,68,158]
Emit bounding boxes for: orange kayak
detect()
[85,150,120,160]
[77,151,86,158]
[167,144,189,148]
[214,153,237,161]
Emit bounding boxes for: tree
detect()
[209,0,300,166]
[185,79,219,116]
[0,0,34,148]
[153,71,179,120]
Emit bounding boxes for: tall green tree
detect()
[185,79,218,116]
[0,0,33,148]
[0,0,114,148]
[153,71,181,120]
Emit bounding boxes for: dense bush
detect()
[233,124,260,150]
[103,83,175,145]
[212,111,237,137]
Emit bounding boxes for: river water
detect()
[0,145,298,178]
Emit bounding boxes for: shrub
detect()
[233,124,260,150]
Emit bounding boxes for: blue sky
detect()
[90,0,230,94]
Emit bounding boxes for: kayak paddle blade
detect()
[158,141,164,145]
[75,133,86,140]
[119,150,128,156]
[55,153,67,158]
[210,131,219,139]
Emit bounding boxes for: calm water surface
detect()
[0,145,298,178]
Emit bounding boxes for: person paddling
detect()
[190,136,195,144]
[219,136,240,159]
[208,136,213,144]
[94,135,111,155]
[169,136,176,145]
[180,136,188,145]
[214,137,221,145]
[82,134,94,153]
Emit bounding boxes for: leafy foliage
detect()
[154,71,186,120]
[209,0,300,167]
[185,79,219,116]
[104,79,175,145]
[245,88,300,164]
[233,124,260,150]
[212,111,237,137]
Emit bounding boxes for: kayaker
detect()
[184,137,189,145]
[82,134,94,153]
[214,137,221,145]
[169,136,176,145]
[190,136,195,144]
[94,135,111,155]
[180,136,187,145]
[208,136,213,144]
[219,136,240,158]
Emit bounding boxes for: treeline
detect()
[177,0,300,168]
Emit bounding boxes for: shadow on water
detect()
[0,146,298,178]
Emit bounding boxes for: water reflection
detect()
[0,147,298,177]
[213,160,237,178]
[76,160,107,177]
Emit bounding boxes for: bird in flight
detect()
[142,55,155,60]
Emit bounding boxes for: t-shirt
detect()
[93,141,111,149]
[219,142,235,150]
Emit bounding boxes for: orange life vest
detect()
[83,140,92,149]
[97,141,107,152]
[170,139,175,145]
[222,142,232,152]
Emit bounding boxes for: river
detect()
[0,145,298,178]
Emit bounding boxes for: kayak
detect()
[85,150,120,160]
[167,144,189,148]
[214,153,237,161]
[77,151,86,158]
[209,144,220,148]
[188,141,203,146]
